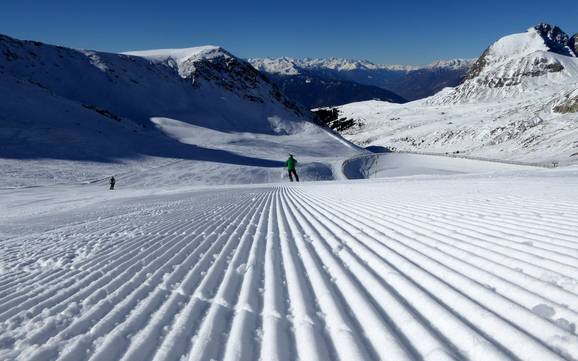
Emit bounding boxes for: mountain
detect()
[0,34,360,187]
[262,73,407,109]
[250,57,474,103]
[435,23,578,103]
[313,24,578,166]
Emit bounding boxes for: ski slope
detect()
[1,163,578,361]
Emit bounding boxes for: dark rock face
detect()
[268,74,407,109]
[570,34,578,56]
[312,107,362,132]
[534,23,575,56]
[553,95,578,113]
[463,48,490,81]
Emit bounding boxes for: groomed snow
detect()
[1,158,577,361]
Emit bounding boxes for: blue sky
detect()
[1,0,576,65]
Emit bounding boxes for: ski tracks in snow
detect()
[1,179,578,361]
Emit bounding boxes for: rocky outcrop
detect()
[463,48,490,81]
[553,95,578,113]
[533,23,576,56]
[570,34,578,56]
[312,107,361,132]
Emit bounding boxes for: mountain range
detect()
[249,57,474,106]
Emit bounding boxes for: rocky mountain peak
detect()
[533,23,576,56]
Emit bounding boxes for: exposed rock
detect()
[82,104,123,121]
[553,96,578,113]
[571,34,578,56]
[312,107,362,132]
[534,23,575,56]
[463,48,490,81]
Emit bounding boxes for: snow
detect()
[2,28,578,361]
[326,96,578,166]
[123,46,227,78]
[488,28,549,59]
[342,152,535,179]
[123,46,221,63]
[1,157,578,360]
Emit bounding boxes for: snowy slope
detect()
[0,35,360,187]
[249,57,474,101]
[1,164,578,360]
[317,24,578,165]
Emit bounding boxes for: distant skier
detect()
[109,176,116,190]
[286,154,299,182]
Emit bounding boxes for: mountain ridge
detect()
[250,56,474,102]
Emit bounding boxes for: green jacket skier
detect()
[286,154,299,182]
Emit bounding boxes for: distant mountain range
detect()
[254,73,407,109]
[249,57,474,107]
[312,23,578,165]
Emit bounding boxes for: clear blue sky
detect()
[1,0,576,65]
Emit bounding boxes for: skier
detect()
[109,176,116,190]
[286,154,299,182]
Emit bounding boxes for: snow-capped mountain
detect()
[250,57,474,102]
[313,24,578,165]
[433,23,578,103]
[251,57,473,74]
[0,34,360,187]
